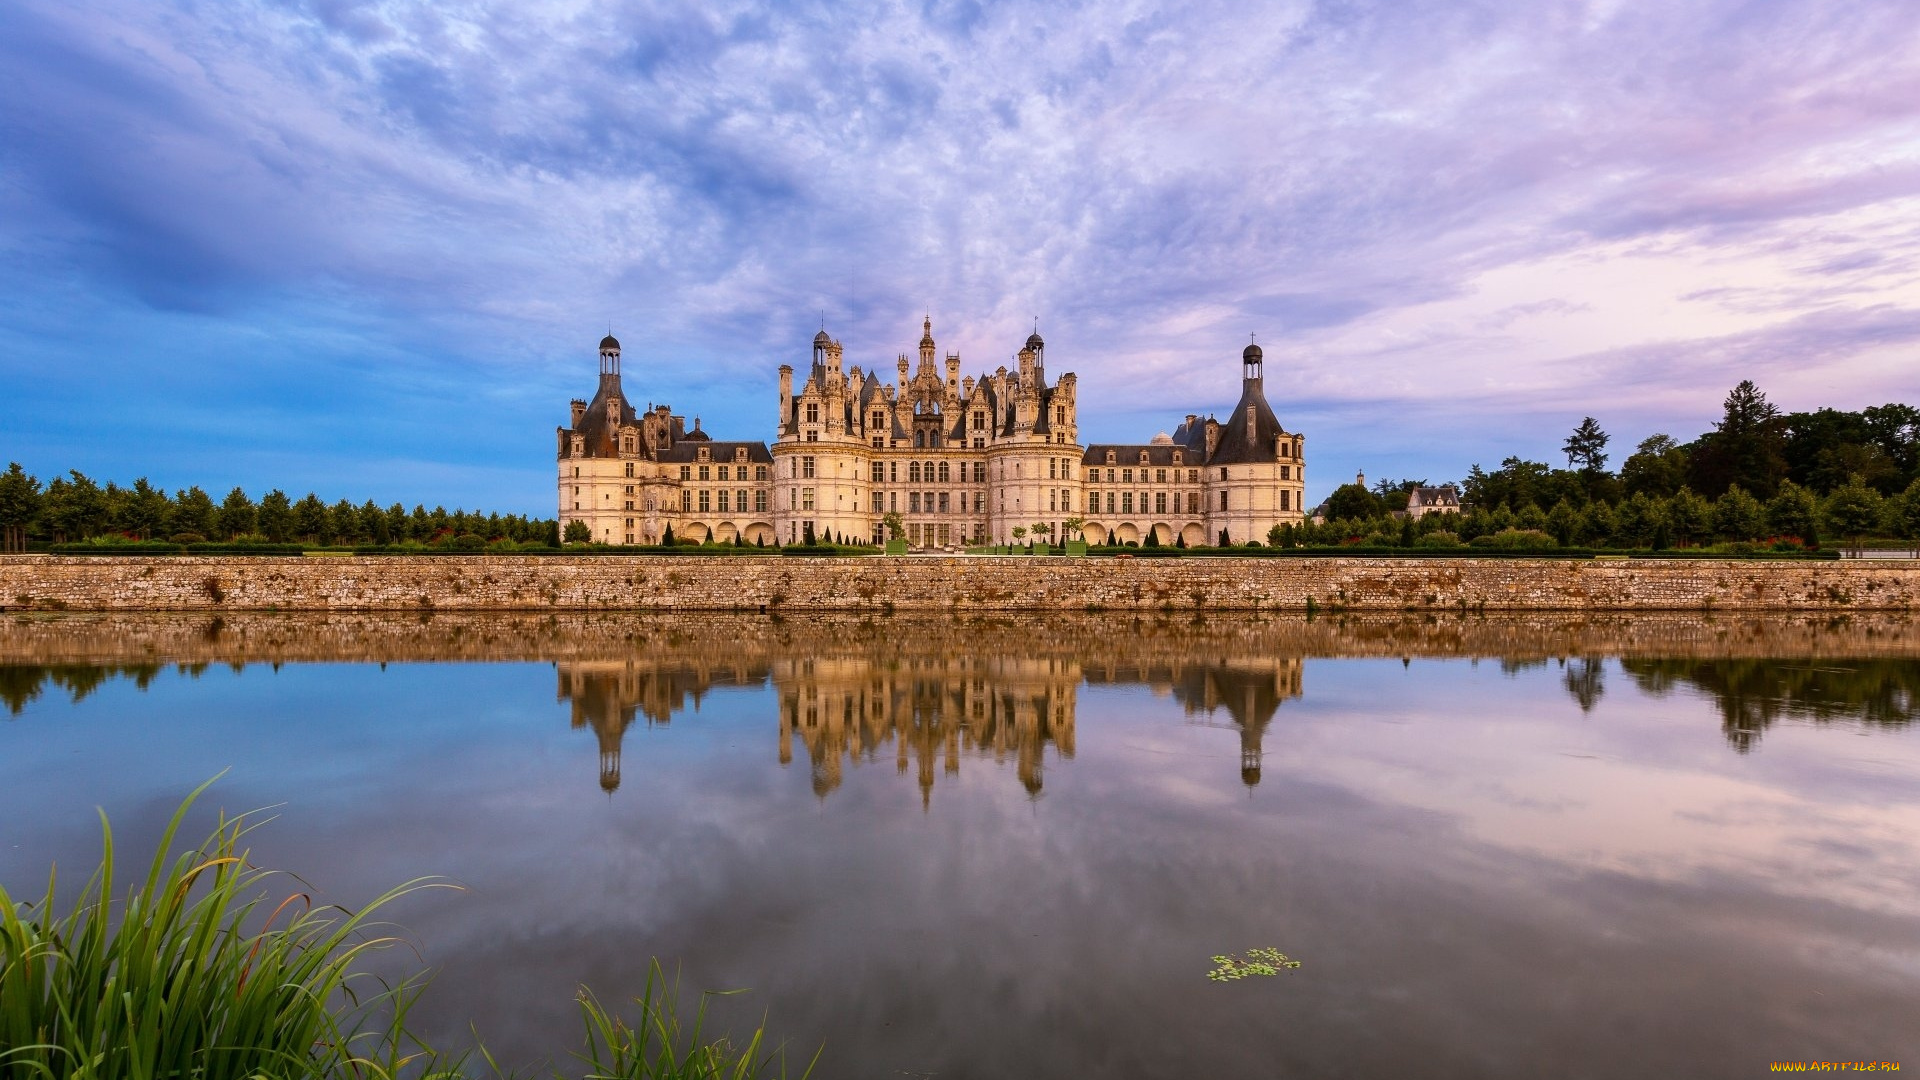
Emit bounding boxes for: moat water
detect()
[2,613,1918,1078]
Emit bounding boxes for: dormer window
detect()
[1104,451,1116,465]
[806,403,819,423]
[1138,451,1149,465]
[1172,451,1182,464]
[735,447,747,462]
[697,447,709,462]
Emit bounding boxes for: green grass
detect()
[0,780,816,1080]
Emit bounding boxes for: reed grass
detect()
[0,780,815,1080]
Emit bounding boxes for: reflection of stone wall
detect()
[3,554,1917,612]
[5,611,1918,668]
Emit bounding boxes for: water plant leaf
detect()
[1207,947,1302,982]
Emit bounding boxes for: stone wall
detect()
[2,554,1917,613]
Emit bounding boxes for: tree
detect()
[1062,516,1085,541]
[120,478,171,539]
[216,487,256,539]
[1883,478,1920,540]
[1267,522,1286,547]
[1369,478,1426,513]
[1764,480,1818,547]
[293,494,328,542]
[661,523,675,545]
[167,487,216,540]
[1011,525,1027,549]
[1563,417,1609,473]
[1546,498,1578,546]
[1692,380,1787,497]
[882,510,905,540]
[0,463,42,552]
[253,490,293,542]
[1712,485,1764,542]
[564,519,592,544]
[1821,475,1884,547]
[1324,482,1380,522]
[1620,434,1689,498]
[1666,487,1712,547]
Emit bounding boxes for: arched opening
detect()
[1082,522,1108,545]
[1113,523,1140,545]
[715,521,738,543]
[743,521,775,545]
[1179,523,1207,547]
[1149,523,1172,545]
[681,521,711,543]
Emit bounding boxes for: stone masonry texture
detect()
[1,555,1917,613]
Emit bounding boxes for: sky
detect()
[2,0,1918,514]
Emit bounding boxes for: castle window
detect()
[806,432,818,442]
[801,488,814,511]
[938,461,951,482]
[1049,459,1057,480]
[872,462,885,483]
[1172,451,1182,465]
[699,448,709,462]
[717,465,729,481]
[1122,468,1132,483]
[736,488,746,511]
[973,462,985,483]
[873,412,885,428]
[1056,406,1065,425]
[624,462,634,478]
[938,493,949,512]
[736,447,747,462]
[624,500,633,511]
[680,466,691,480]
[802,456,816,479]
[1189,469,1198,483]
[1122,492,1133,513]
[1221,468,1229,480]
[755,490,768,512]
[915,431,925,448]
[1104,451,1116,465]
[1281,465,1290,480]
[1219,491,1228,510]
[1281,490,1291,511]
[972,412,983,430]
[910,492,921,513]
[873,492,884,513]
[890,462,899,482]
[1049,491,1056,512]
[909,462,921,483]
[1187,492,1199,514]
[756,465,768,481]
[698,465,710,481]
[1155,493,1166,514]
[699,490,711,512]
[717,491,730,512]
[806,403,819,423]
[874,437,885,448]
[973,438,984,449]
[1156,469,1166,483]
[1106,468,1116,482]
[681,491,691,511]
[1105,492,1115,513]
[890,492,898,511]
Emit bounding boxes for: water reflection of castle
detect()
[556,649,1303,799]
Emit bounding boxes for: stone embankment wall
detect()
[2,554,1917,614]
[4,610,1917,666]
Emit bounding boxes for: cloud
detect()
[2,0,1918,509]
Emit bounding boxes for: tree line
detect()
[1315,382,1920,548]
[0,464,558,552]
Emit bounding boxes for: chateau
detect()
[557,320,1307,547]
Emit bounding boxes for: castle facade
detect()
[557,320,1307,547]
